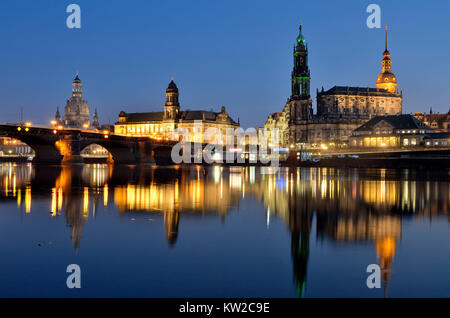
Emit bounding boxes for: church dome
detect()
[166,79,178,93]
[376,72,397,85]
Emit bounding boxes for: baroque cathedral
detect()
[265,24,402,147]
[55,74,99,129]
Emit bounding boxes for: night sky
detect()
[0,0,448,128]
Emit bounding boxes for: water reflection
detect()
[0,163,449,297]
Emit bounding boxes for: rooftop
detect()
[117,109,238,125]
[354,115,433,132]
[319,86,401,97]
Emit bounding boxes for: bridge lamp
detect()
[25,122,32,127]
[17,127,22,131]
[25,127,29,132]
[104,134,109,139]
[53,130,57,135]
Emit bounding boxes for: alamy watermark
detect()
[366,264,381,289]
[366,4,381,29]
[66,4,81,29]
[66,264,81,289]
[170,121,281,174]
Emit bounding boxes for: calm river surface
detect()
[0,163,449,297]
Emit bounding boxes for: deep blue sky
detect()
[0,0,449,127]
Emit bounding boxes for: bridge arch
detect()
[7,135,62,164]
[79,139,150,165]
[0,137,35,158]
[80,143,112,163]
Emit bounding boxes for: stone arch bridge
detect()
[0,124,177,165]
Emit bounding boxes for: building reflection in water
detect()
[0,163,449,296]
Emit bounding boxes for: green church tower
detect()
[291,24,311,99]
[289,23,313,144]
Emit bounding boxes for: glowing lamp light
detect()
[104,134,109,139]
[50,120,57,126]
[57,126,63,130]
[53,130,57,134]
[25,122,32,127]
[320,144,328,150]
[25,127,29,132]
[17,127,22,131]
[83,123,89,129]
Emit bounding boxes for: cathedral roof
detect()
[319,86,401,97]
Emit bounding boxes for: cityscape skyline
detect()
[0,0,449,128]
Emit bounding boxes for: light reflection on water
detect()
[0,163,449,297]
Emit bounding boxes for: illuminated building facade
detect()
[317,86,402,118]
[264,107,290,148]
[350,114,434,147]
[114,80,240,143]
[265,23,403,147]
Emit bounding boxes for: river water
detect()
[0,163,449,297]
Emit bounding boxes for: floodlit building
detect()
[349,114,434,148]
[114,79,240,144]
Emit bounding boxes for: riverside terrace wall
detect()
[2,148,450,169]
[284,148,450,169]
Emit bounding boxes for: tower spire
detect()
[385,24,388,52]
[376,25,398,93]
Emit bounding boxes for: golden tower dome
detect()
[376,25,398,93]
